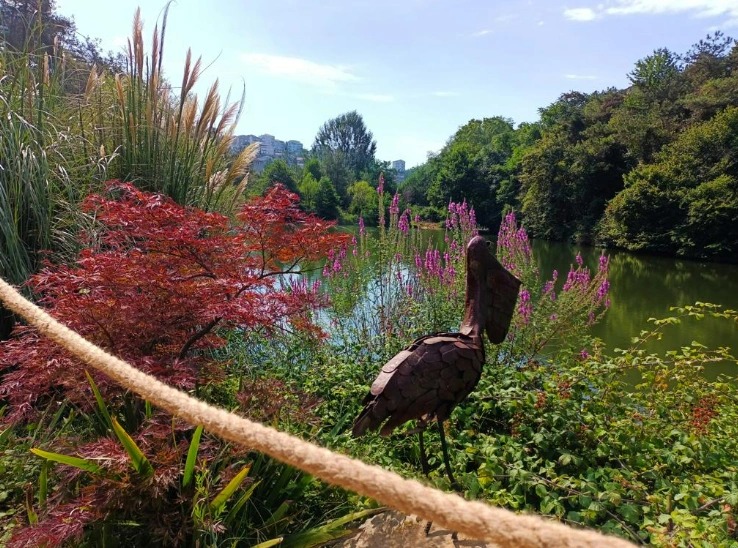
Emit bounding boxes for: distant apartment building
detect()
[392,160,406,182]
[231,133,306,173]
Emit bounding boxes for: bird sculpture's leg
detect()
[418,427,431,477]
[438,421,461,541]
[437,421,461,492]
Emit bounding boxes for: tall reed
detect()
[96,6,258,211]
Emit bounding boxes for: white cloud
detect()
[354,93,395,102]
[565,73,598,79]
[564,7,598,21]
[432,91,460,97]
[241,53,359,89]
[605,0,738,18]
[565,1,738,26]
[471,28,493,37]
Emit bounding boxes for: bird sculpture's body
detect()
[352,236,521,489]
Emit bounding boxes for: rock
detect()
[331,509,496,547]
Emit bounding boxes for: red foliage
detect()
[0,181,348,422]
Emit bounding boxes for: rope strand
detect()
[0,278,633,547]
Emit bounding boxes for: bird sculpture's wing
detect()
[352,332,484,437]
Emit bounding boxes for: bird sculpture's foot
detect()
[424,520,459,541]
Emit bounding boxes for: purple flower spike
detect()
[390,193,400,215]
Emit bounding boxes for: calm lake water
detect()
[532,239,738,377]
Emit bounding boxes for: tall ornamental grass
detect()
[96,6,258,211]
[0,5,259,334]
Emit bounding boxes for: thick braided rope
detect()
[0,278,634,547]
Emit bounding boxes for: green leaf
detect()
[251,539,283,548]
[30,448,103,474]
[183,425,203,488]
[111,417,153,477]
[280,508,385,548]
[38,460,48,508]
[225,480,261,525]
[85,370,113,431]
[210,465,251,512]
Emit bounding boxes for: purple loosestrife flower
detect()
[543,269,558,300]
[358,216,365,236]
[444,264,456,284]
[415,253,423,270]
[390,193,400,216]
[377,173,385,195]
[596,280,610,301]
[497,211,534,276]
[518,289,532,324]
[563,266,591,292]
[580,349,589,360]
[398,211,410,234]
[599,254,609,273]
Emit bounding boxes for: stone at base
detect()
[331,510,496,547]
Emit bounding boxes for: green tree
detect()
[312,111,377,178]
[600,106,738,259]
[347,180,378,223]
[298,172,320,212]
[303,157,323,182]
[253,159,298,195]
[628,48,682,102]
[315,176,340,219]
[1,0,74,52]
[321,151,353,205]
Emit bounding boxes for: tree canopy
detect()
[312,111,377,178]
[397,32,738,261]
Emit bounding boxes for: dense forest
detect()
[398,33,738,262]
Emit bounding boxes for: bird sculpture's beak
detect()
[484,257,521,343]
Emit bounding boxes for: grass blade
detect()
[280,508,385,548]
[210,464,251,512]
[224,480,260,525]
[30,448,103,474]
[85,370,113,431]
[251,539,283,548]
[111,417,153,477]
[182,424,203,488]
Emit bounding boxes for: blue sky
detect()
[58,0,738,167]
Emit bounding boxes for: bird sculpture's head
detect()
[464,236,521,344]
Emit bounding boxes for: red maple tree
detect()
[0,181,349,422]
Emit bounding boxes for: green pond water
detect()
[533,239,738,378]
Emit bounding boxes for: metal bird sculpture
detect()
[352,235,521,488]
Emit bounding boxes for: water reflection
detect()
[532,240,738,376]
